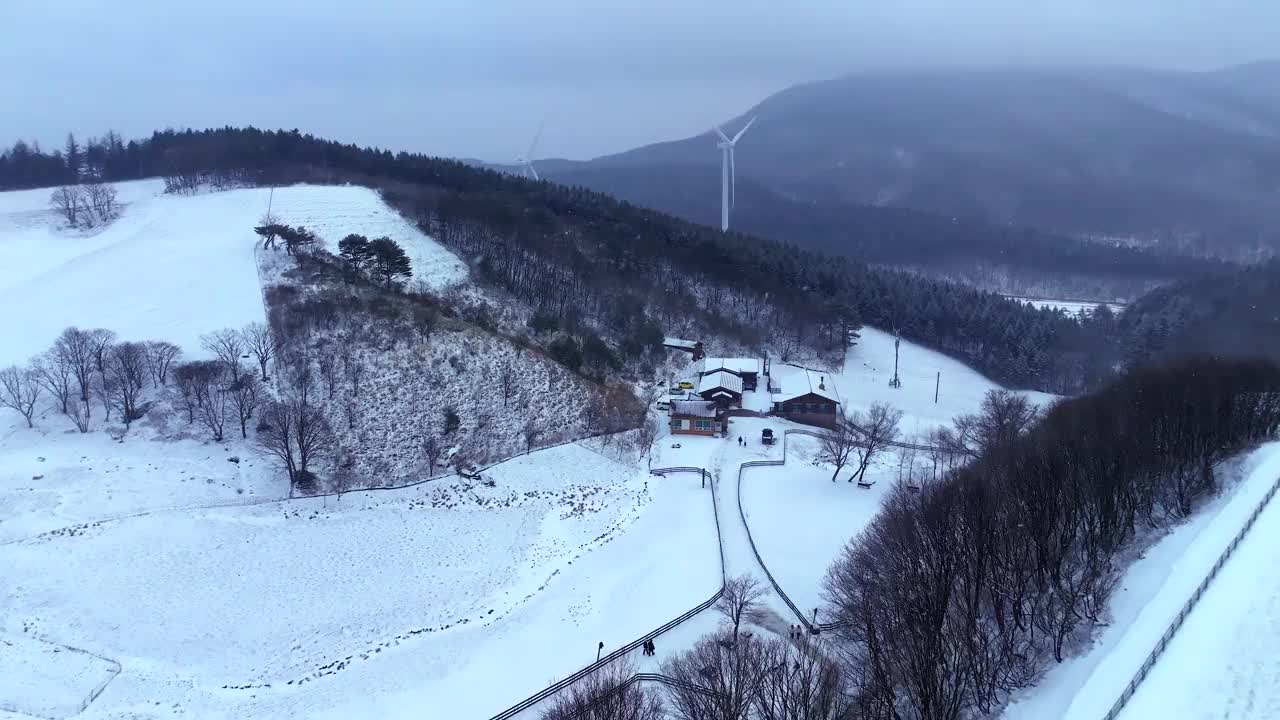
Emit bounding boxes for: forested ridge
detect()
[0,127,1215,394]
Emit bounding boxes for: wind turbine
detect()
[712,116,756,231]
[516,125,543,180]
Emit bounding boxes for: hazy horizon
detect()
[3,1,1277,162]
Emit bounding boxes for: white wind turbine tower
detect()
[713,116,756,231]
[516,125,543,180]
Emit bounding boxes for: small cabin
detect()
[670,400,724,436]
[770,371,840,428]
[697,370,743,408]
[698,357,761,391]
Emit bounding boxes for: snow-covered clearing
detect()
[739,433,897,616]
[0,635,118,720]
[0,410,284,544]
[1003,295,1126,317]
[0,425,719,719]
[0,179,466,366]
[830,326,1056,436]
[1003,442,1280,720]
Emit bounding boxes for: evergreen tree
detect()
[64,133,82,183]
[367,236,412,287]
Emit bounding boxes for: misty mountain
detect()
[544,162,1215,299]
[540,64,1280,261]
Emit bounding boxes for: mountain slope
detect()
[547,65,1280,259]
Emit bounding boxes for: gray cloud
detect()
[2,0,1275,160]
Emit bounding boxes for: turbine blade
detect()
[527,124,544,160]
[528,162,539,181]
[713,126,732,143]
[731,116,757,144]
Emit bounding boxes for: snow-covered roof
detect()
[771,366,839,404]
[700,357,760,375]
[663,337,699,350]
[698,370,743,395]
[670,400,719,418]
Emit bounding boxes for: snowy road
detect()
[1121,462,1280,719]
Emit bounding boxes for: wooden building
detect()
[697,370,744,408]
[698,357,761,391]
[771,372,840,428]
[670,400,724,436]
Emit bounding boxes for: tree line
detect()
[822,357,1280,719]
[1,323,336,493]
[1,126,1117,393]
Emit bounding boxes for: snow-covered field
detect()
[739,434,897,616]
[1003,442,1280,720]
[789,326,1056,438]
[1003,295,1126,317]
[0,179,466,366]
[0,422,718,719]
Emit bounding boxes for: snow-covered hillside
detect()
[0,180,466,366]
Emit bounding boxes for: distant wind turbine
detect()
[516,125,543,180]
[712,117,756,231]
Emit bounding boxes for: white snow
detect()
[1003,442,1280,720]
[1003,295,1126,317]
[1118,445,1280,720]
[835,327,1056,437]
[0,635,119,720]
[739,433,896,617]
[0,180,467,366]
[0,405,720,719]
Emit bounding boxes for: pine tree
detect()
[64,133,82,183]
[367,236,412,287]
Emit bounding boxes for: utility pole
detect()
[889,333,902,389]
[266,186,274,218]
[935,371,940,404]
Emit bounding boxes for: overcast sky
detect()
[1,1,1275,161]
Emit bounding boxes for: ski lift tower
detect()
[889,332,902,389]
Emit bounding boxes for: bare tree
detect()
[663,632,773,720]
[88,328,116,374]
[105,342,147,425]
[345,350,364,397]
[0,365,42,427]
[33,353,72,415]
[422,433,444,477]
[83,181,119,222]
[241,322,277,382]
[499,358,517,409]
[257,391,336,489]
[198,385,228,441]
[173,360,221,426]
[635,416,659,458]
[540,658,664,720]
[817,412,860,482]
[717,575,767,640]
[849,402,902,484]
[227,375,261,439]
[49,186,83,226]
[317,354,339,399]
[953,389,1040,459]
[69,396,91,433]
[143,340,181,387]
[523,418,543,455]
[201,328,244,382]
[53,327,97,410]
[752,637,853,720]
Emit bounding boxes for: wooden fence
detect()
[485,466,724,720]
[1099,472,1280,720]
